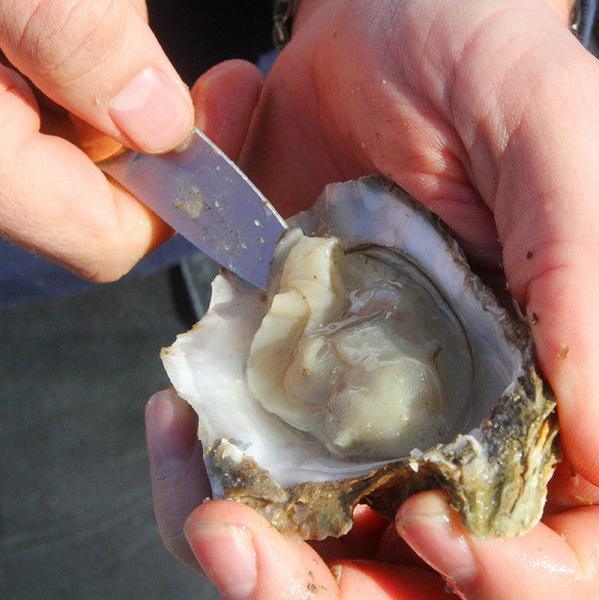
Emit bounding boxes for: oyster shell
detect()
[162,176,558,540]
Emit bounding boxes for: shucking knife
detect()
[98,128,288,290]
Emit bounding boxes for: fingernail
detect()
[396,492,452,526]
[146,391,196,477]
[185,521,257,600]
[109,67,193,153]
[396,492,477,585]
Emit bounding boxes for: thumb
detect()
[0,0,193,153]
[396,491,599,599]
[184,500,338,600]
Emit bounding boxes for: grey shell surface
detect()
[162,177,558,540]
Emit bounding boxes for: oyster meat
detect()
[162,176,558,540]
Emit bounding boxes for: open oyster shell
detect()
[162,176,558,540]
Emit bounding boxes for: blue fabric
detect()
[581,0,597,45]
[0,235,199,306]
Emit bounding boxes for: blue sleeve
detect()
[580,0,597,46]
[0,235,201,306]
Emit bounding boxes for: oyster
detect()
[162,177,558,540]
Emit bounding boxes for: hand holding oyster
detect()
[162,177,558,540]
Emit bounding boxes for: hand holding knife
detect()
[99,128,288,290]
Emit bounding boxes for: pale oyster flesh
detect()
[247,231,473,461]
[162,176,558,539]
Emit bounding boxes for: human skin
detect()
[147,0,599,598]
[0,0,264,281]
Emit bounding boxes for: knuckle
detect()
[5,0,127,83]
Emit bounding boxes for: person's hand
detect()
[232,1,599,594]
[240,0,599,488]
[146,390,599,598]
[0,1,261,280]
[145,0,599,597]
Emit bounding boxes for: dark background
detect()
[1,2,271,599]
[149,0,272,85]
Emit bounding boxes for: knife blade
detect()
[98,128,288,289]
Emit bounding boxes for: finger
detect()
[0,59,261,280]
[63,59,262,164]
[0,63,171,280]
[332,561,447,600]
[545,459,599,514]
[192,59,263,161]
[396,491,599,599]
[422,2,599,484]
[145,389,209,570]
[489,51,599,485]
[38,0,149,160]
[0,0,193,153]
[184,499,338,600]
[62,0,150,159]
